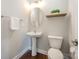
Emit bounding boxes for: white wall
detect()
[1,0,31,59]
[68,0,78,46]
[1,15,31,59]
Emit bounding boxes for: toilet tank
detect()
[48,35,63,49]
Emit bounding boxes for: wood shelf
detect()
[46,13,67,17]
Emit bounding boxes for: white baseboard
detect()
[13,47,31,59]
[27,47,48,55]
[29,48,48,55]
[13,47,48,59]
[37,48,48,55]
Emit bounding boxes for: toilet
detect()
[48,35,64,59]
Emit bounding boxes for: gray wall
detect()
[36,14,70,53]
[29,0,69,53]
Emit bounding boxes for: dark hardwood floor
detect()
[19,50,71,59]
[19,50,48,59]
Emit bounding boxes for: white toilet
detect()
[48,35,64,59]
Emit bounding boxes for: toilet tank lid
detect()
[48,35,63,39]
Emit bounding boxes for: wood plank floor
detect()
[19,50,48,59]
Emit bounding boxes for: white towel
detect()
[10,17,20,30]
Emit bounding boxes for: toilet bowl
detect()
[48,35,64,59]
[48,48,63,59]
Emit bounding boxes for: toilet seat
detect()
[48,48,64,59]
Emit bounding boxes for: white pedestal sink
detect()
[26,32,42,56]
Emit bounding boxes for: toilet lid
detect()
[48,48,63,59]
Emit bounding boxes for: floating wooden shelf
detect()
[46,13,67,17]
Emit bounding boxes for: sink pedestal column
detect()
[32,37,37,56]
[26,32,42,56]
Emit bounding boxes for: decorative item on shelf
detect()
[51,9,60,14]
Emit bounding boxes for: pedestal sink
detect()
[26,32,42,56]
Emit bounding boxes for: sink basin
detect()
[26,32,42,38]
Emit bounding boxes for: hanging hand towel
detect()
[10,17,20,30]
